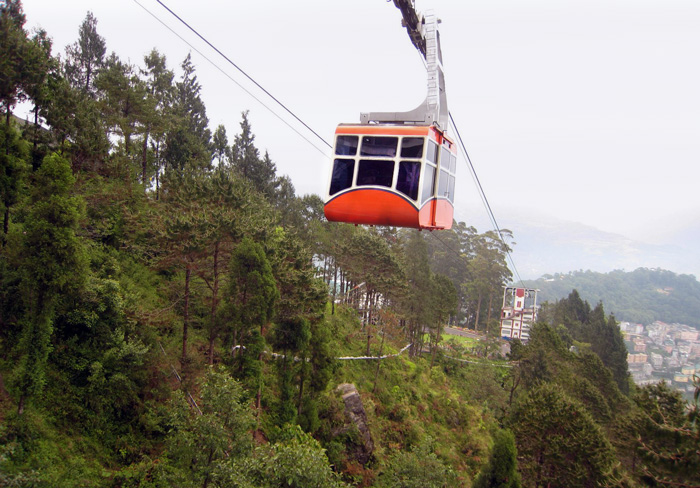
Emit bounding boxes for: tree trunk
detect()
[155,141,160,200]
[202,448,215,488]
[3,201,9,237]
[331,263,338,315]
[141,129,149,185]
[2,109,10,238]
[372,330,386,393]
[32,106,39,169]
[474,292,483,331]
[365,291,373,356]
[209,242,220,365]
[182,265,191,362]
[208,336,215,366]
[429,329,438,369]
[256,351,264,417]
[487,293,493,325]
[297,356,307,415]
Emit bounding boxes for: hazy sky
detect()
[17,0,700,245]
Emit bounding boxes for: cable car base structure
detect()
[324,6,456,230]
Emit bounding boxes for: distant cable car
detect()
[500,287,539,343]
[324,8,456,230]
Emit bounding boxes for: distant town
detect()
[622,321,700,400]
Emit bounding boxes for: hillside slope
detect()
[523,268,700,327]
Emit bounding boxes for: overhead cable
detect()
[448,112,525,287]
[154,0,333,150]
[131,0,330,157]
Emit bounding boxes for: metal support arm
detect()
[360,6,449,131]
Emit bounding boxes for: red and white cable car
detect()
[324,7,456,230]
[324,124,456,230]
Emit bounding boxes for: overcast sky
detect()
[17,0,700,247]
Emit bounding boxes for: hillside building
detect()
[499,287,538,343]
[649,352,663,369]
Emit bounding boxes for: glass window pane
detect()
[426,141,438,163]
[357,159,394,187]
[360,136,398,157]
[397,161,421,201]
[448,175,455,202]
[441,146,451,170]
[329,158,355,195]
[421,164,436,203]
[450,154,457,173]
[401,137,424,158]
[438,169,449,198]
[335,135,358,156]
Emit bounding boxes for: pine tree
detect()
[508,383,617,487]
[0,0,50,236]
[633,380,700,486]
[231,111,278,198]
[428,273,457,367]
[96,54,149,169]
[211,123,230,166]
[473,429,522,488]
[400,230,431,356]
[0,121,29,239]
[141,48,174,190]
[0,0,28,120]
[64,11,106,96]
[163,54,211,175]
[223,236,278,368]
[465,230,513,331]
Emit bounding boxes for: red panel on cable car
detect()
[323,124,457,230]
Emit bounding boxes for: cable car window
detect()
[426,141,438,163]
[438,169,449,199]
[400,137,424,158]
[448,175,455,202]
[360,136,398,157]
[357,159,394,187]
[329,159,355,196]
[441,146,451,170]
[449,154,457,173]
[335,135,358,156]
[397,161,421,200]
[421,164,436,203]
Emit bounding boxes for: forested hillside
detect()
[1,3,699,487]
[524,268,700,327]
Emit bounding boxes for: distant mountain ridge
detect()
[521,268,700,328]
[503,214,698,280]
[455,204,700,280]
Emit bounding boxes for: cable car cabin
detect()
[324,124,457,230]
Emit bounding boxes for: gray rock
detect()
[336,383,374,465]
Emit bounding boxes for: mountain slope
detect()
[522,268,700,327]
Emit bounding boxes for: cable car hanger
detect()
[324,1,457,230]
[362,2,448,131]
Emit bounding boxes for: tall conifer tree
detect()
[64,11,105,96]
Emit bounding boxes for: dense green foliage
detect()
[526,268,700,327]
[472,429,521,488]
[1,3,699,487]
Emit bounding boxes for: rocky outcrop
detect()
[336,383,374,465]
